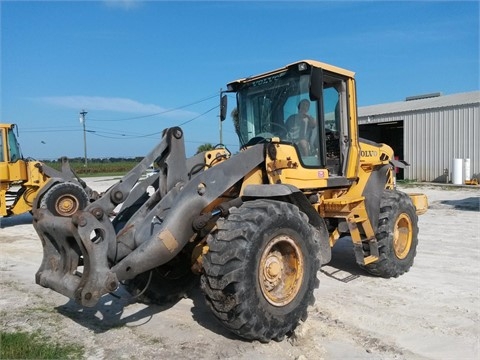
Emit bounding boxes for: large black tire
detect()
[40,182,89,217]
[361,190,418,278]
[201,200,320,342]
[124,250,197,305]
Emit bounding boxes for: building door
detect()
[359,121,404,180]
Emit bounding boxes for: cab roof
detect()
[227,59,355,88]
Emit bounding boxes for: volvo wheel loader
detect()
[0,123,96,218]
[31,60,428,342]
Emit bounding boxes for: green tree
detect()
[231,107,240,136]
[196,143,214,154]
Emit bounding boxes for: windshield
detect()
[235,72,319,151]
[233,66,349,173]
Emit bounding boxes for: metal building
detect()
[358,91,479,183]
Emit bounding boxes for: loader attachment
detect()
[32,127,265,307]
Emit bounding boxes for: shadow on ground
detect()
[56,285,180,333]
[439,197,480,211]
[54,282,240,340]
[428,197,480,211]
[321,236,371,282]
[189,286,242,341]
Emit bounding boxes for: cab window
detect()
[283,96,320,166]
[235,68,349,173]
[7,128,22,162]
[0,129,4,162]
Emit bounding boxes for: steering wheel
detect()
[244,122,292,147]
[244,133,275,147]
[261,123,289,138]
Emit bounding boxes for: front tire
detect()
[362,190,418,278]
[124,250,197,305]
[201,200,320,342]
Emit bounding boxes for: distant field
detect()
[43,159,140,176]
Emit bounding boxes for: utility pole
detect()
[79,110,88,167]
[219,88,223,145]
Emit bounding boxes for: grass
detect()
[0,331,83,359]
[397,179,461,191]
[397,179,418,185]
[43,159,139,177]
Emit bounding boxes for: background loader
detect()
[31,60,428,342]
[0,123,95,218]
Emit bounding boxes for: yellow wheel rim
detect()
[259,235,304,306]
[55,194,80,217]
[393,213,413,259]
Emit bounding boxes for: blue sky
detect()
[1,0,479,160]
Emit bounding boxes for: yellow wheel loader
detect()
[0,123,96,218]
[32,60,428,342]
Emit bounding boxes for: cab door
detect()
[5,125,28,181]
[0,127,8,181]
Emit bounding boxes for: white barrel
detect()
[464,158,471,181]
[452,158,463,184]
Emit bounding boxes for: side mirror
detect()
[220,94,228,122]
[309,67,323,101]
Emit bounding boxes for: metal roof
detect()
[358,91,480,117]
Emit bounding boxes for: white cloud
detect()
[39,95,161,113]
[102,0,142,10]
[36,96,197,119]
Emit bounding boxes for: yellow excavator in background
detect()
[0,123,94,218]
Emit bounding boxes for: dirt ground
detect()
[1,178,479,360]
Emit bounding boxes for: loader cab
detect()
[0,124,23,163]
[228,60,358,179]
[0,123,27,183]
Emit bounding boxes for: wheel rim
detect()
[55,194,80,216]
[393,213,413,259]
[259,234,304,306]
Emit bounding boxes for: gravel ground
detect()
[0,179,479,359]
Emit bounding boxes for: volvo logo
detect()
[360,150,378,157]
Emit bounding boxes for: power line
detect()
[88,94,219,122]
[90,132,159,140]
[88,105,219,140]
[19,98,224,147]
[89,131,236,147]
[21,124,80,132]
[87,126,148,138]
[178,105,219,126]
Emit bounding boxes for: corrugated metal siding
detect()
[359,102,479,182]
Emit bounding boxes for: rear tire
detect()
[124,251,197,305]
[362,190,418,278]
[201,200,320,342]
